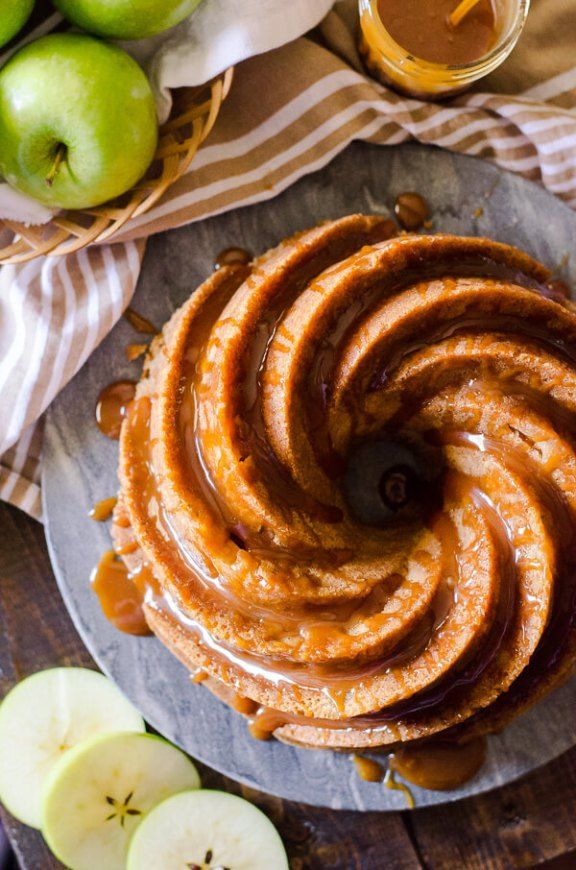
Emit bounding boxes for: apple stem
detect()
[46,144,67,187]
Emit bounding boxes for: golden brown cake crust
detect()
[112,217,576,749]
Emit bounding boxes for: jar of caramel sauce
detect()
[359,0,530,98]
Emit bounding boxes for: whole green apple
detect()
[0,33,158,210]
[53,0,203,40]
[0,0,35,49]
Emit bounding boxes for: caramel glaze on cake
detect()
[106,214,576,755]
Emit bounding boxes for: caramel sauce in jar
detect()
[89,496,117,522]
[390,737,486,790]
[95,381,136,440]
[90,550,152,636]
[359,0,529,99]
[378,0,496,66]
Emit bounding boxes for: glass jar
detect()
[358,0,530,99]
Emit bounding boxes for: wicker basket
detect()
[0,67,234,265]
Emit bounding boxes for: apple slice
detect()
[42,731,200,870]
[127,790,289,870]
[0,667,144,828]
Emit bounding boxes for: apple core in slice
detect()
[127,790,289,870]
[0,667,144,828]
[41,731,201,870]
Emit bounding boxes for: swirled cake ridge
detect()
[109,215,576,752]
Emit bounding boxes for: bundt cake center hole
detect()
[379,465,417,511]
[343,439,430,527]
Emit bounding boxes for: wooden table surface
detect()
[1,500,576,870]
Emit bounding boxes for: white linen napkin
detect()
[0,0,335,223]
[129,0,336,123]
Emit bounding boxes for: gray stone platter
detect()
[44,142,576,811]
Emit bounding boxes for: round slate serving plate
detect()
[44,142,576,811]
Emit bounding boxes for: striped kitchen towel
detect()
[1,0,575,521]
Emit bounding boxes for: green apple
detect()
[0,33,158,210]
[53,0,203,40]
[0,0,34,49]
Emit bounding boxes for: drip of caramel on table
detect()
[377,0,497,65]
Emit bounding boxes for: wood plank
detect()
[0,503,420,869]
[409,748,576,870]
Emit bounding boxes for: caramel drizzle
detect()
[352,755,416,809]
[214,247,253,270]
[125,343,148,362]
[352,754,384,782]
[302,247,559,476]
[89,496,117,522]
[91,551,152,637]
[184,219,398,532]
[142,500,496,732]
[389,736,486,793]
[96,381,136,440]
[124,307,158,335]
[384,769,415,808]
[128,383,517,728]
[106,239,576,746]
[164,434,575,738]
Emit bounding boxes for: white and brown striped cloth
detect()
[1,0,575,521]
